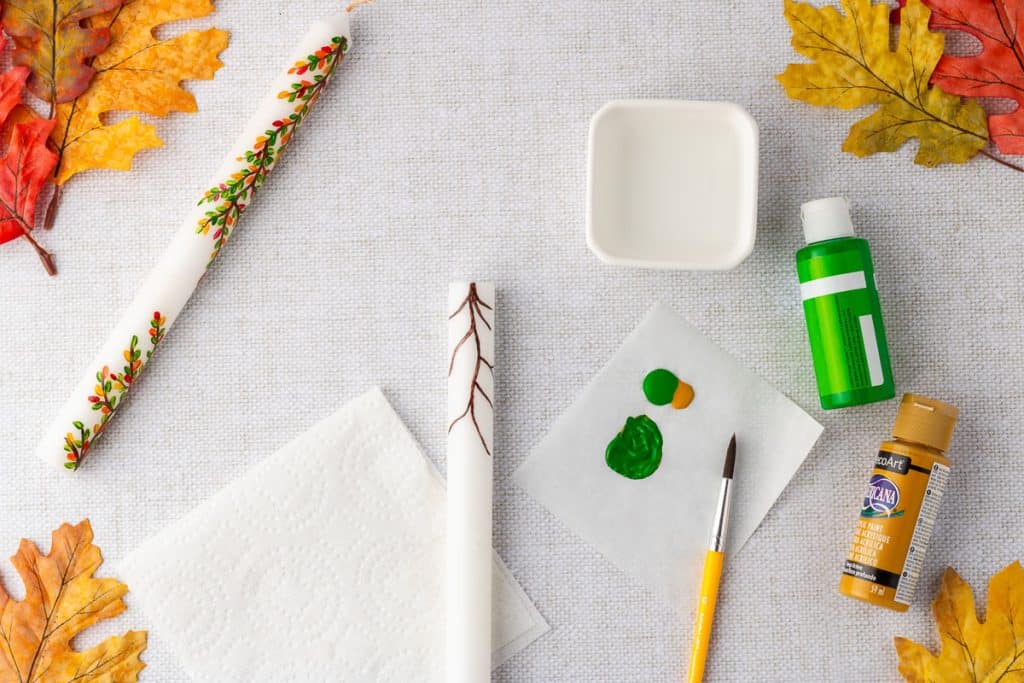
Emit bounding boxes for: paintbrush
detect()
[687,434,736,683]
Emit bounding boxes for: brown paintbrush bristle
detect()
[723,434,736,479]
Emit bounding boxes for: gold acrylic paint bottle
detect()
[839,394,959,611]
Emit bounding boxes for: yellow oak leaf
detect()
[895,562,1024,682]
[0,520,147,682]
[778,0,989,167]
[52,0,229,184]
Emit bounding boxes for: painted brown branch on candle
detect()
[448,283,494,456]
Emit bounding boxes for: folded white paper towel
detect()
[119,388,547,682]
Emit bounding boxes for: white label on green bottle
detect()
[800,270,867,300]
[859,314,884,387]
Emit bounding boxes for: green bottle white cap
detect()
[801,197,855,244]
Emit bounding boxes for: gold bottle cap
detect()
[892,393,959,453]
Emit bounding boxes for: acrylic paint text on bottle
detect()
[797,197,895,409]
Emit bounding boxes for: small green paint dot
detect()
[643,368,694,409]
[644,369,680,405]
[605,415,663,480]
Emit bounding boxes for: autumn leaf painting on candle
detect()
[196,34,347,265]
[37,13,351,471]
[0,0,229,274]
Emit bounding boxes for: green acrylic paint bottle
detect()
[797,197,895,410]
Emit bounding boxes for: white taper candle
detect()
[446,281,495,682]
[35,13,351,471]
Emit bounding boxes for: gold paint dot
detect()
[671,381,694,409]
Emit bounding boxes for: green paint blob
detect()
[605,415,663,480]
[643,369,679,405]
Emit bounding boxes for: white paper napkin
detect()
[515,304,823,608]
[118,388,547,682]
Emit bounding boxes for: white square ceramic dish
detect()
[586,100,759,270]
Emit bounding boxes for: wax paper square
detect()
[515,304,823,606]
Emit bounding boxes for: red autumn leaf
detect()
[0,34,59,273]
[896,0,1024,154]
[0,102,43,150]
[0,66,32,144]
[0,118,58,247]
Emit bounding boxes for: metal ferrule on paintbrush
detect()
[708,438,735,552]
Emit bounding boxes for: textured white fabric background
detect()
[0,1,1020,681]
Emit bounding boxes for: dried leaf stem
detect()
[0,198,56,275]
[47,2,126,219]
[981,148,1024,174]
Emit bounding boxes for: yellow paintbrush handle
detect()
[687,550,724,683]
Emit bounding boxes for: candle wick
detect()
[345,0,373,12]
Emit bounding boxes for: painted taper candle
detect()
[35,13,352,470]
[447,282,495,682]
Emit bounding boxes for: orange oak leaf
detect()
[895,0,1024,155]
[0,520,147,682]
[0,0,123,104]
[51,0,229,185]
[0,59,58,274]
